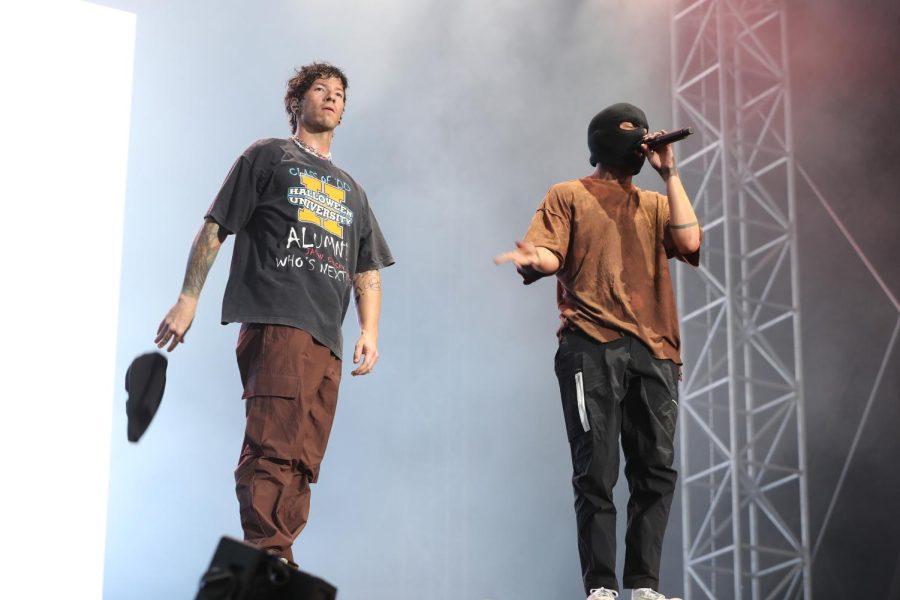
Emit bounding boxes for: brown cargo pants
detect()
[233,323,342,563]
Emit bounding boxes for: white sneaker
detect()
[587,589,619,599]
[631,588,682,600]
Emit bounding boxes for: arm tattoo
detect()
[180,220,225,298]
[668,221,699,230]
[658,165,678,180]
[353,270,382,301]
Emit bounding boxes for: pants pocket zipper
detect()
[575,371,590,432]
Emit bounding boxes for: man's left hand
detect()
[351,330,379,376]
[641,129,676,176]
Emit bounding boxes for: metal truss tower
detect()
[670,1,812,599]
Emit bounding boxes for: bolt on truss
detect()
[670,1,812,599]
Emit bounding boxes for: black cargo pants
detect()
[554,327,680,593]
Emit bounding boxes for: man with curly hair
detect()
[156,62,394,563]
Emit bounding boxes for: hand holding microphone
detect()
[641,127,693,178]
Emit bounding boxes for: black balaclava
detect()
[587,102,649,175]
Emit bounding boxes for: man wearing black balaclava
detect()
[496,102,701,600]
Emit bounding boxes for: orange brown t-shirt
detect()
[523,176,700,365]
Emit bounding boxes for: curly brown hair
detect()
[284,62,349,132]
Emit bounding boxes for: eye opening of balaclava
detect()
[587,102,649,175]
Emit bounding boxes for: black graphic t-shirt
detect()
[206,138,394,358]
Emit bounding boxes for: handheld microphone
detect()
[644,127,693,149]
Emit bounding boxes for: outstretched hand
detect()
[155,296,197,352]
[493,240,540,269]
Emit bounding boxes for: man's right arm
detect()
[155,218,228,352]
[493,240,561,281]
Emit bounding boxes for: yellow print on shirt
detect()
[287,174,354,239]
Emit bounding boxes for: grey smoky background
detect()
[99,0,899,598]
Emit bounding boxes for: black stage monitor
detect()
[196,536,337,600]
